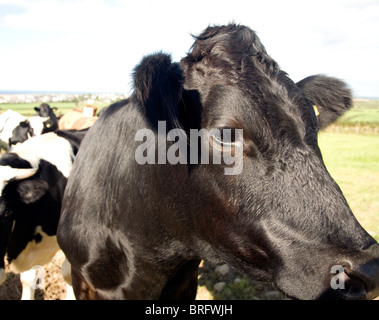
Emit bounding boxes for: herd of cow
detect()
[1,24,379,300]
[0,103,98,299]
[0,104,99,152]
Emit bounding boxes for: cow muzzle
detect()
[325,244,379,300]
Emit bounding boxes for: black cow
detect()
[0,129,87,299]
[34,103,59,132]
[34,103,58,120]
[57,24,379,300]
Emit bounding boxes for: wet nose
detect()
[336,244,379,300]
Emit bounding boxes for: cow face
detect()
[41,118,58,134]
[34,103,59,133]
[34,103,58,118]
[9,121,34,146]
[133,25,379,299]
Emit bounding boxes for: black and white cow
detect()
[0,129,87,299]
[9,103,60,148]
[58,24,379,300]
[8,116,59,148]
[0,109,58,151]
[0,110,27,151]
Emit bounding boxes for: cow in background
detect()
[0,129,88,299]
[34,103,59,132]
[58,106,98,130]
[0,108,59,151]
[8,115,58,148]
[0,110,26,151]
[34,103,58,118]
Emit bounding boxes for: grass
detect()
[318,99,379,241]
[330,99,379,135]
[318,132,379,241]
[338,108,379,124]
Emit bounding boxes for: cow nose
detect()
[336,244,379,300]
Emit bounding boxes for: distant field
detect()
[318,132,379,241]
[0,101,110,117]
[337,99,379,124]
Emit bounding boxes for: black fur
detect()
[58,24,379,300]
[134,53,184,131]
[34,103,59,130]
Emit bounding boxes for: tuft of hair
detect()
[187,24,268,61]
[133,52,183,131]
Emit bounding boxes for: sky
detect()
[0,0,378,97]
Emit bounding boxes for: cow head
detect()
[41,118,58,134]
[9,120,35,146]
[34,103,59,133]
[133,24,379,299]
[34,103,58,118]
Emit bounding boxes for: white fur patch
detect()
[27,116,49,135]
[10,132,74,178]
[8,226,60,274]
[0,110,26,143]
[0,166,37,195]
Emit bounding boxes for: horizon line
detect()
[0,89,129,95]
[0,89,378,100]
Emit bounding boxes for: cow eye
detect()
[210,128,240,148]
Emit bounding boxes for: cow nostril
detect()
[334,267,367,299]
[344,271,367,299]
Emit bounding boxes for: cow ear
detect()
[296,75,352,130]
[34,107,40,112]
[17,179,49,204]
[133,52,184,131]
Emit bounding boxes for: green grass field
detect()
[0,101,110,117]
[319,132,379,241]
[318,99,379,241]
